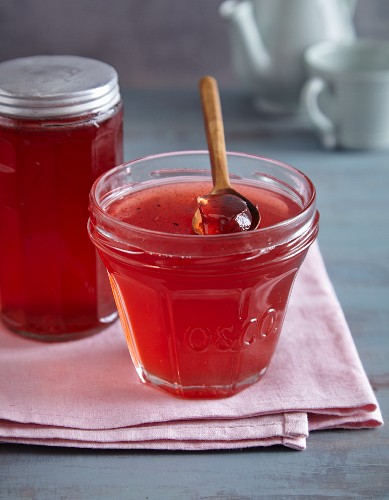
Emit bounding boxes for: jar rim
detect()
[89,151,318,258]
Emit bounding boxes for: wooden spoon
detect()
[192,76,261,235]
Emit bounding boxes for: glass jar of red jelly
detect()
[0,55,123,341]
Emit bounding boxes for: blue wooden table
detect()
[1,89,388,498]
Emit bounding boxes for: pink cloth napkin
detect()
[0,243,383,451]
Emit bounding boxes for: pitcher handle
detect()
[302,77,336,150]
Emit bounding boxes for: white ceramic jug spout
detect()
[220,0,271,89]
[344,0,358,17]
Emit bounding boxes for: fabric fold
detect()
[0,243,383,450]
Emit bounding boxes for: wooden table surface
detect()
[1,89,388,499]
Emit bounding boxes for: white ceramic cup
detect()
[302,39,389,150]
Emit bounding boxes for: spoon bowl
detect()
[192,185,260,235]
[192,76,261,235]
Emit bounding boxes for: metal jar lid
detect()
[0,55,121,118]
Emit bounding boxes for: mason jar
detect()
[0,55,123,340]
[88,151,319,398]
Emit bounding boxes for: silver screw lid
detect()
[0,55,121,118]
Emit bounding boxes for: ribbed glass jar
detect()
[88,151,319,397]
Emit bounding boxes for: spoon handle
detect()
[199,76,231,191]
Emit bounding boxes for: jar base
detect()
[1,311,118,342]
[140,368,268,399]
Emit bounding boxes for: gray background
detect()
[0,0,388,89]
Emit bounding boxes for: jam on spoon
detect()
[197,193,253,235]
[192,76,260,235]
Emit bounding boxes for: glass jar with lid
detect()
[0,55,123,340]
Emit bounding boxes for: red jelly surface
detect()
[102,180,307,398]
[108,180,294,233]
[197,193,253,234]
[0,109,123,337]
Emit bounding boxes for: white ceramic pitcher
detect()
[220,0,357,114]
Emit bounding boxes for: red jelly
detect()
[88,152,320,398]
[0,56,123,340]
[197,193,253,234]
